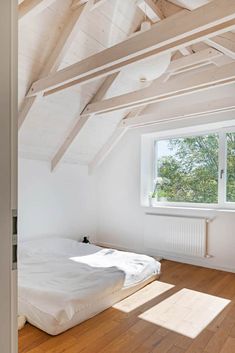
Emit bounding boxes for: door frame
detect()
[0,0,18,352]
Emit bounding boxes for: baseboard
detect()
[95,241,235,274]
[160,254,235,273]
[95,241,141,254]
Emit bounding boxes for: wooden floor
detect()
[19,260,235,353]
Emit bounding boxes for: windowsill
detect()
[142,205,235,216]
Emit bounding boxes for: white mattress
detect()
[18,238,161,335]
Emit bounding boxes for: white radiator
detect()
[144,214,208,258]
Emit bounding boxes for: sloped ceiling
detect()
[18,0,235,167]
[19,0,145,163]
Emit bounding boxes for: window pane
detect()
[154,134,219,203]
[226,132,235,202]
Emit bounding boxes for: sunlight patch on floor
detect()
[139,288,230,338]
[113,281,174,313]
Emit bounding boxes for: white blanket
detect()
[18,238,160,325]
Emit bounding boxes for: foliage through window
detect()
[152,130,235,207]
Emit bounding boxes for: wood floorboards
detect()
[18,260,235,353]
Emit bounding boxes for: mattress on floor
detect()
[18,237,161,335]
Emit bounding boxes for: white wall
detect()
[18,113,235,273]
[95,115,235,273]
[18,158,96,241]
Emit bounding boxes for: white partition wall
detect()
[0,0,18,352]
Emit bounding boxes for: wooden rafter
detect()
[51,73,119,171]
[136,1,193,57]
[136,0,164,23]
[144,4,193,57]
[122,96,235,128]
[26,0,235,97]
[205,33,235,59]
[167,47,222,73]
[99,48,223,117]
[18,0,94,129]
[19,0,57,21]
[81,61,235,117]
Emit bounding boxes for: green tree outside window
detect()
[154,132,235,204]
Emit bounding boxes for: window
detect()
[149,128,235,208]
[226,132,235,203]
[154,134,219,204]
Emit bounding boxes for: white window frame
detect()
[141,125,235,210]
[221,126,235,208]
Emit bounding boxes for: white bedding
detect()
[18,238,161,335]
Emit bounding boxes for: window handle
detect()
[220,169,224,179]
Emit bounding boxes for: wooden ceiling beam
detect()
[166,1,235,58]
[31,19,235,98]
[153,6,192,57]
[137,1,192,58]
[205,33,235,59]
[81,61,235,117]
[167,47,222,73]
[26,0,235,98]
[122,96,235,128]
[19,0,57,21]
[106,48,222,118]
[51,73,119,171]
[136,0,164,22]
[18,0,94,129]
